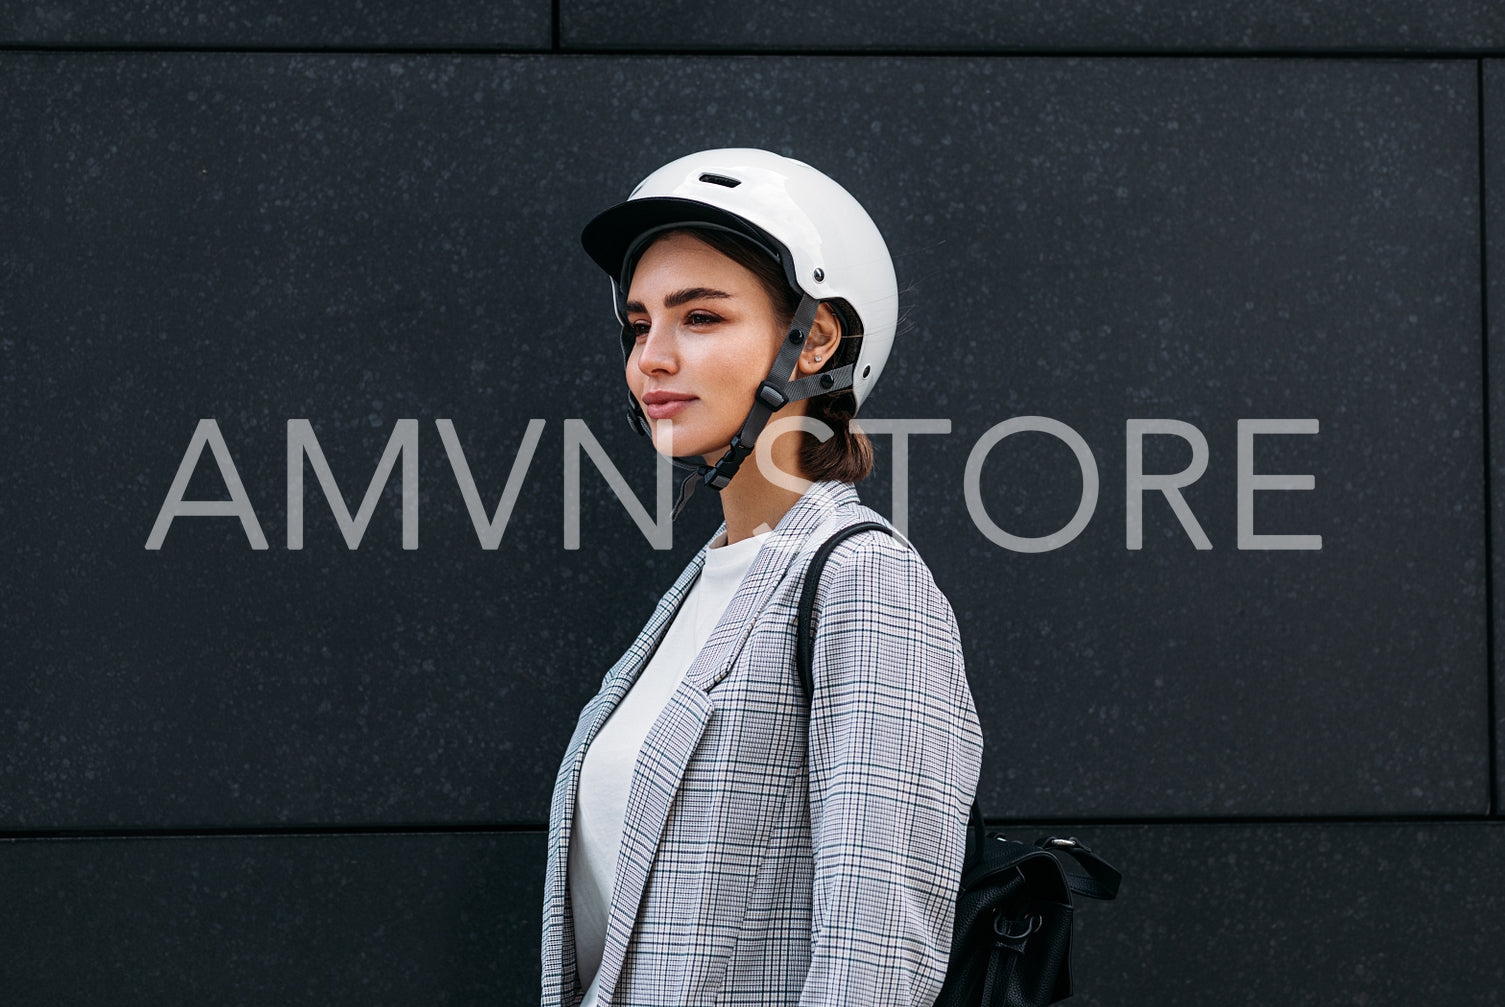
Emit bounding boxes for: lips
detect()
[641,390,696,421]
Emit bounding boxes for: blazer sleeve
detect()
[799,532,984,1007]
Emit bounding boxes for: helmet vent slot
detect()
[698,173,741,188]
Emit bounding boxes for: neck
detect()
[715,422,811,544]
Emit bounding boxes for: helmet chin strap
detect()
[624,292,855,521]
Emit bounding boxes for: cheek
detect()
[624,349,643,391]
[724,342,780,392]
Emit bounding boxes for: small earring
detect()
[813,355,822,363]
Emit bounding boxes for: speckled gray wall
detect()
[2,3,552,47]
[559,1,1505,52]
[2,15,1502,1007]
[0,831,543,1005]
[11,1,1495,52]
[2,53,1484,830]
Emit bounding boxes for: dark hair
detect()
[653,227,875,484]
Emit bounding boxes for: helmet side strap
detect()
[667,293,853,519]
[701,292,820,492]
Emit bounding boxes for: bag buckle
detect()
[993,911,1041,944]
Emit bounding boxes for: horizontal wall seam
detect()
[3,813,1503,841]
[0,42,1501,59]
[0,824,550,841]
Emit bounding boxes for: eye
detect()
[629,320,651,339]
[686,310,720,326]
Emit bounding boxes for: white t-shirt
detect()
[570,530,769,1005]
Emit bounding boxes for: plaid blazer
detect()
[542,480,983,1007]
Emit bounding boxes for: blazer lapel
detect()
[594,681,714,1004]
[542,543,708,1001]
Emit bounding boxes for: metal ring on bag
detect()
[993,912,1041,941]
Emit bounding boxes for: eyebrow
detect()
[624,287,734,314]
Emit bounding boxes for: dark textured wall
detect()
[561,0,1505,51]
[2,5,1501,1005]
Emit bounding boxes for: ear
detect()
[795,303,843,375]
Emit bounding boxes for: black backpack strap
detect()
[794,521,893,702]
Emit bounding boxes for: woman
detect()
[543,149,983,1007]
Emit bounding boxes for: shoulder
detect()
[800,507,968,707]
[801,509,955,631]
[771,480,957,627]
[787,483,907,567]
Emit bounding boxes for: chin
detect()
[650,422,725,461]
[654,441,723,462]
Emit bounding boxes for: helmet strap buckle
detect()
[704,436,750,490]
[756,381,789,411]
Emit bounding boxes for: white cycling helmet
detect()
[581,148,897,514]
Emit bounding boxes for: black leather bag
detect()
[796,522,1122,1007]
[934,809,1121,1007]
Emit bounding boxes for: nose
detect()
[633,319,678,376]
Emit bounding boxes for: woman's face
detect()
[624,231,790,461]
